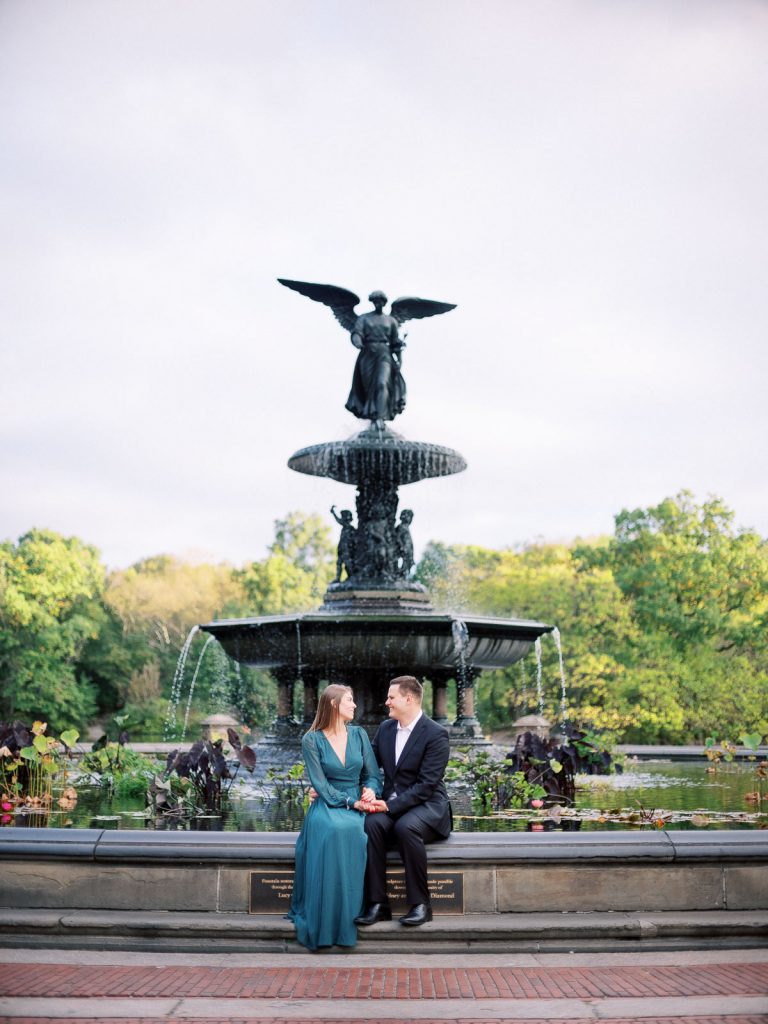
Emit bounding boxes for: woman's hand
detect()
[360,787,376,803]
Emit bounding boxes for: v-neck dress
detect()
[288,725,382,950]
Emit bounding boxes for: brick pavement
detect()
[3,962,767,999]
[1,949,766,1023]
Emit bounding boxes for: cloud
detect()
[1,0,766,567]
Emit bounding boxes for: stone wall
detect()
[2,829,766,916]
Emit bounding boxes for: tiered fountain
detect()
[202,279,553,757]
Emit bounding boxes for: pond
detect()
[10,758,766,832]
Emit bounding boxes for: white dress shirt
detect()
[394,710,422,765]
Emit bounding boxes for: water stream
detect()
[552,626,568,727]
[163,625,200,741]
[534,636,544,715]
[181,634,217,742]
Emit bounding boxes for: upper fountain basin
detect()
[287,424,467,485]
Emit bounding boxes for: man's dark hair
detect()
[390,675,423,702]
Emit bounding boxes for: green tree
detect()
[577,491,768,653]
[238,512,334,614]
[0,529,105,730]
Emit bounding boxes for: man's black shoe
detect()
[399,904,432,926]
[354,903,392,926]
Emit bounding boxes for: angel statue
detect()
[278,279,456,424]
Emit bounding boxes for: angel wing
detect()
[277,279,361,332]
[389,296,457,327]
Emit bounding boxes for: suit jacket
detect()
[372,714,452,838]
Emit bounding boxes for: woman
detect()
[287,684,382,950]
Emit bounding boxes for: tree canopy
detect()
[0,496,765,744]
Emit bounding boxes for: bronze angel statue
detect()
[278,279,456,423]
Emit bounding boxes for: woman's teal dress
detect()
[288,725,382,950]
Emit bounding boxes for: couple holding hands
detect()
[288,676,452,951]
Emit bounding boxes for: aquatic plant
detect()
[0,720,79,824]
[446,750,546,812]
[150,728,257,821]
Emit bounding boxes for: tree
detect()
[0,529,105,729]
[577,491,768,653]
[238,512,334,614]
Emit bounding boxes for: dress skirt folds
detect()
[288,725,382,950]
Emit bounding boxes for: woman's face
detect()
[337,691,356,722]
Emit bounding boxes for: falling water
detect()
[181,634,217,741]
[451,618,470,691]
[534,636,544,716]
[164,625,200,741]
[519,657,529,711]
[552,626,568,727]
[295,621,303,677]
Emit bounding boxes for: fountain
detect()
[201,279,553,758]
[3,279,767,954]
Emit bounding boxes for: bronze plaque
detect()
[249,871,294,914]
[249,869,463,915]
[386,871,464,914]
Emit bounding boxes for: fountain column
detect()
[273,667,300,735]
[454,667,483,736]
[301,671,320,727]
[430,670,451,725]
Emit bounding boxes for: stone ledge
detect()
[1,908,766,954]
[1,827,765,864]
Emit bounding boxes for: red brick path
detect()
[3,962,767,1000]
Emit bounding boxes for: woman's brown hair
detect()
[308,684,353,732]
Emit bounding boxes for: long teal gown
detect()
[288,724,382,950]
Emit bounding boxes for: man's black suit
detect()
[364,713,452,907]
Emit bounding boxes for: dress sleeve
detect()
[357,728,382,797]
[301,732,349,808]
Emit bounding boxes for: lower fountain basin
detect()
[202,612,552,677]
[202,610,552,733]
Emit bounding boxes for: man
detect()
[355,675,452,928]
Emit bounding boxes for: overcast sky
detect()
[1,0,766,570]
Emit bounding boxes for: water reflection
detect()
[7,759,766,832]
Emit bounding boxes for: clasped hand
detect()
[354,789,388,813]
[307,786,387,813]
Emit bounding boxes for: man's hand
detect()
[368,799,388,813]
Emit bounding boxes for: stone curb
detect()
[2,994,768,1019]
[2,908,767,953]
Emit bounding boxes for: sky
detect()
[1,0,767,570]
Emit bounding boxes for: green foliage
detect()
[0,530,104,731]
[418,492,768,744]
[238,511,334,615]
[0,720,79,813]
[446,750,546,811]
[576,492,768,653]
[265,763,309,804]
[78,743,162,798]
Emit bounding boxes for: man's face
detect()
[385,684,412,722]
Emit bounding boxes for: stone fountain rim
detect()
[202,612,554,634]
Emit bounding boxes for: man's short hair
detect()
[390,675,423,702]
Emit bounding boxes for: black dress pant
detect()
[363,808,440,906]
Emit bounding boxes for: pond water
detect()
[12,759,766,832]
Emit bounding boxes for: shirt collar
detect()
[397,710,423,733]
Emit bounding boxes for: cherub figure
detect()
[330,506,357,582]
[395,508,415,576]
[278,279,456,424]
